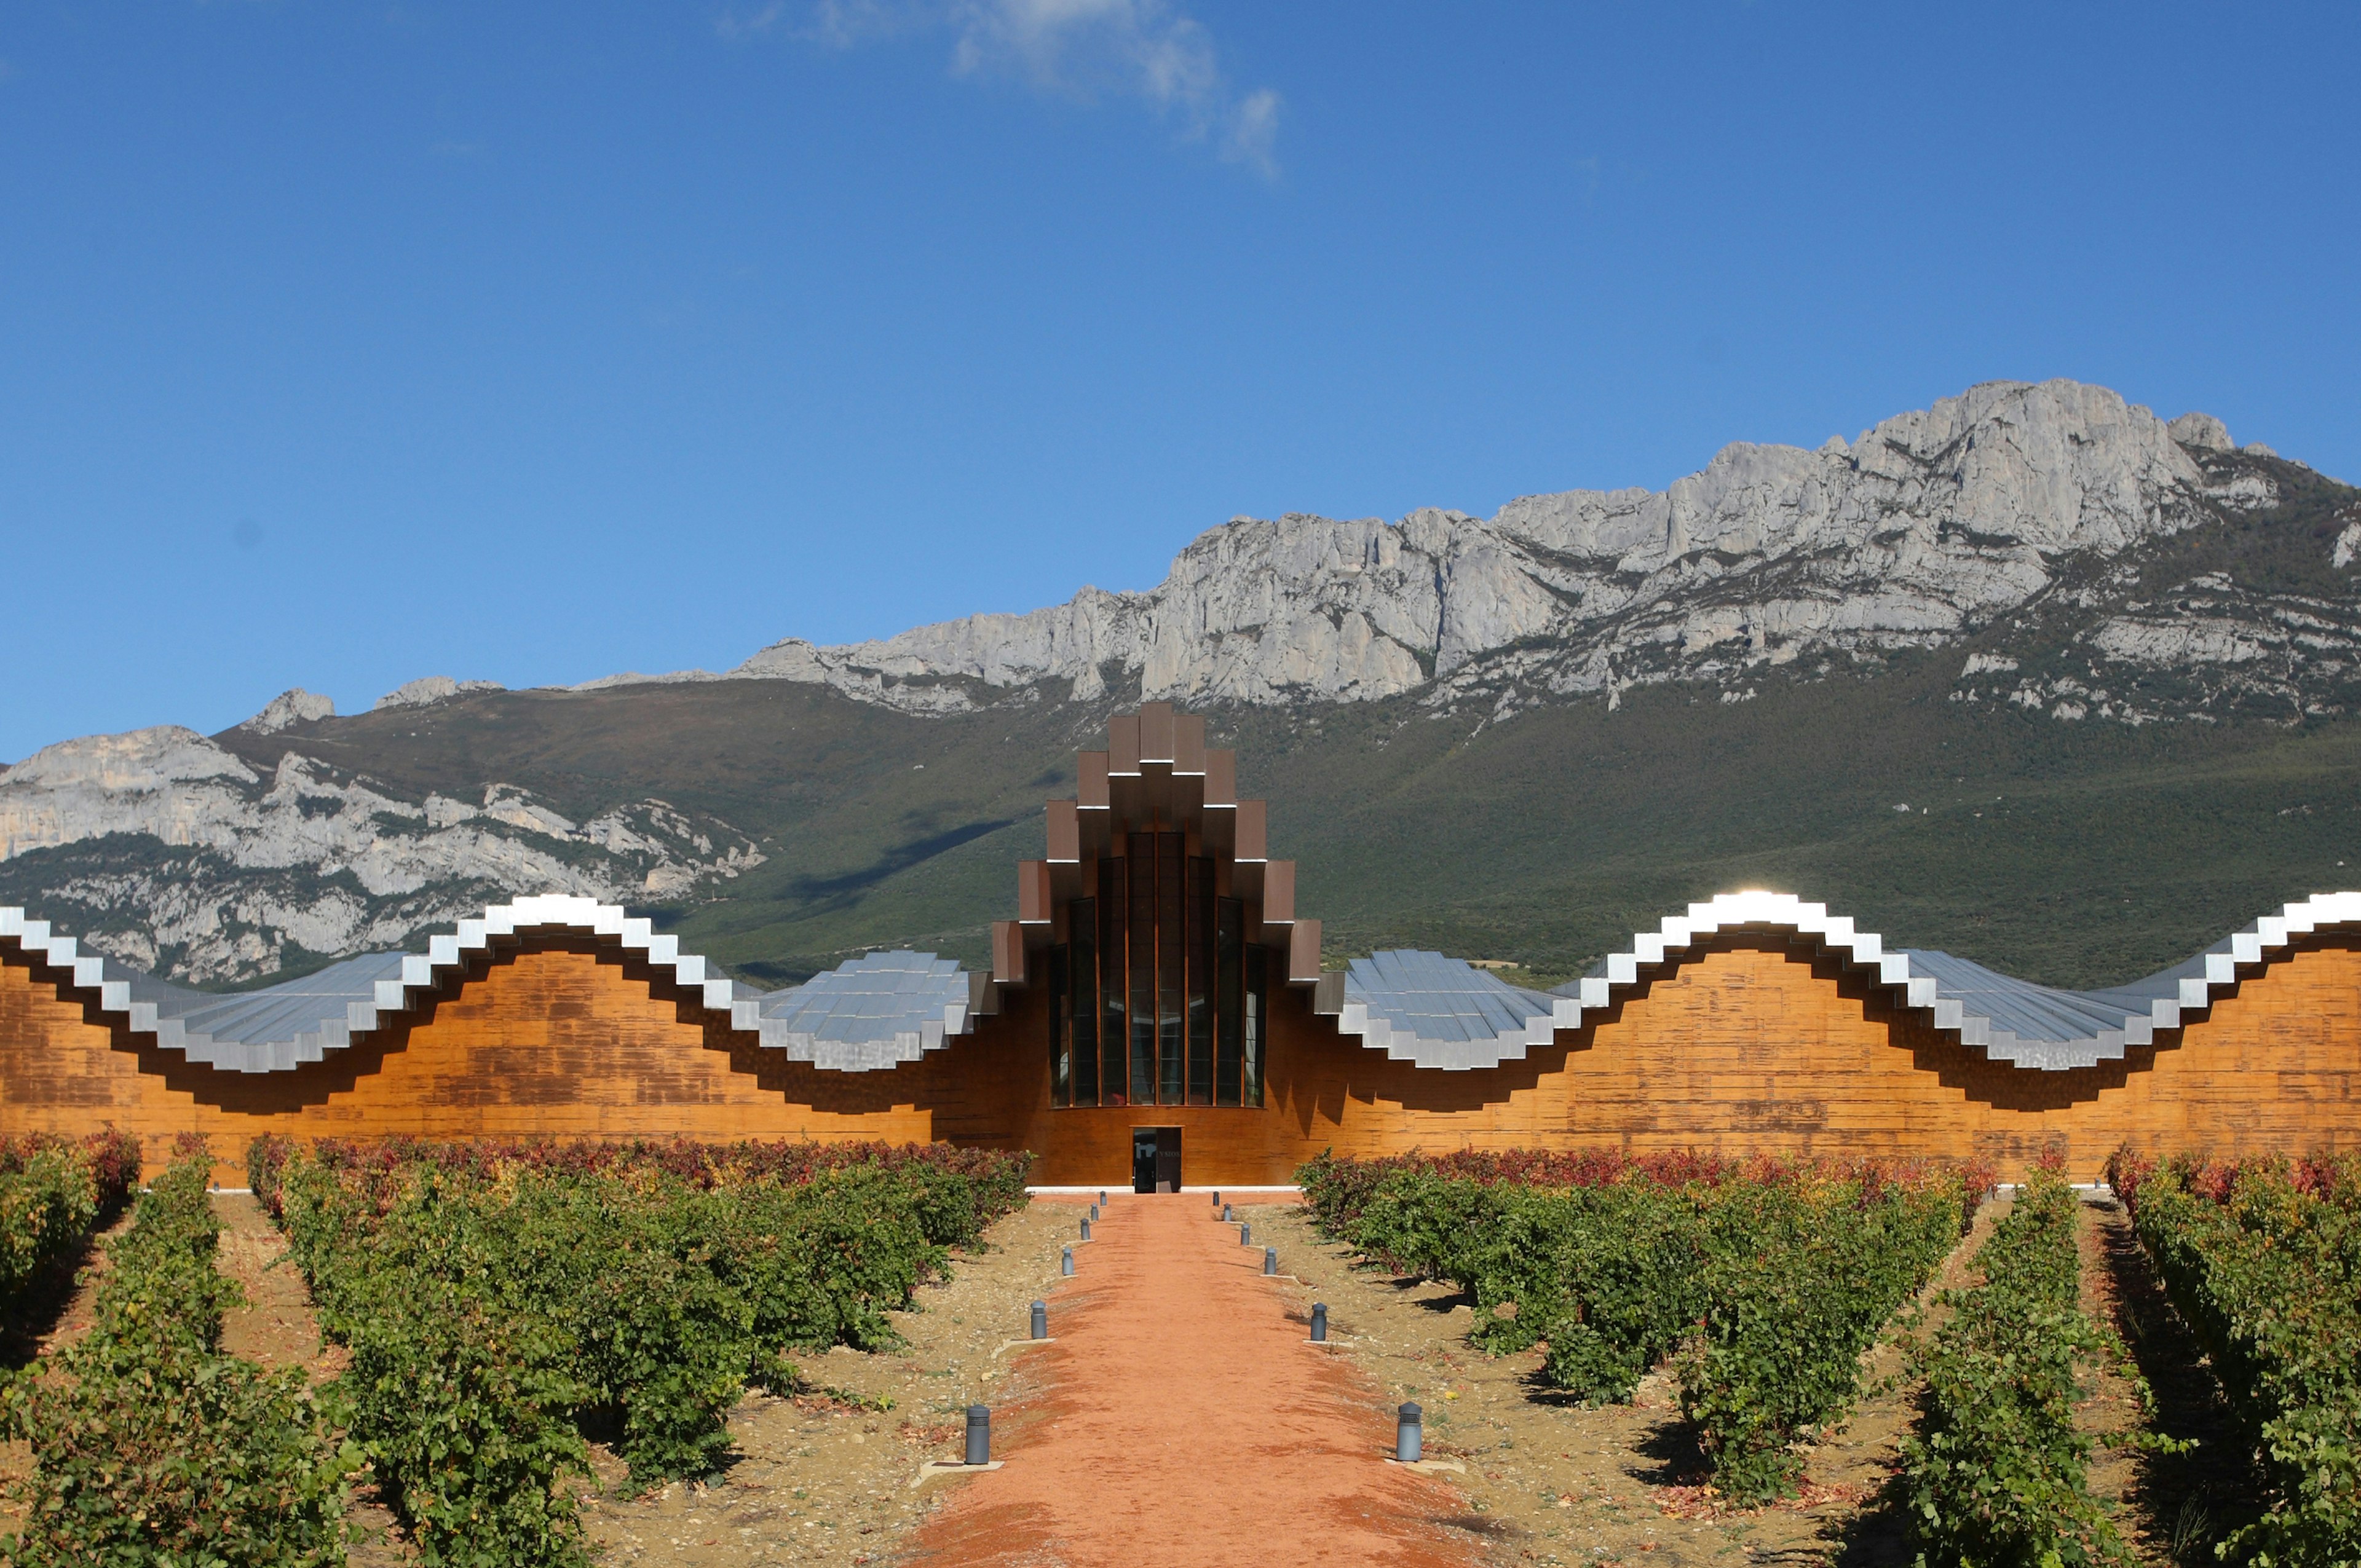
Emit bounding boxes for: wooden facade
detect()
[5,706,2360,1184]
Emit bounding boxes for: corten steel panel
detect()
[1046,801,1080,864]
[1109,716,1142,777]
[1203,751,1237,808]
[1289,921,1324,985]
[1078,753,1111,811]
[1234,800,1267,862]
[1173,715,1207,776]
[1262,861,1295,926]
[994,921,1031,985]
[1138,703,1176,765]
[1018,861,1053,926]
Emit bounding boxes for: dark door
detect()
[1132,1127,1182,1193]
[1131,1129,1158,1194]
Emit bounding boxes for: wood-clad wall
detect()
[6,931,2359,1185]
[0,940,933,1184]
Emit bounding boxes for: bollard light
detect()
[1090,1202,1099,1221]
[1264,1246,1277,1276]
[1239,1222,1251,1247]
[1222,1203,1233,1223]
[1396,1403,1423,1464]
[965,1405,992,1466]
[1099,1189,1107,1206]
[1030,1300,1048,1340]
[1081,1215,1093,1242]
[1062,1245,1075,1277]
[1310,1302,1328,1342]
[1212,1190,1222,1208]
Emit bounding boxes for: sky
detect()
[3,2,2357,762]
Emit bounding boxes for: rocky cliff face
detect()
[0,726,762,982]
[703,379,2356,724]
[7,376,2355,983]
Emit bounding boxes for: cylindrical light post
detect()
[1310,1302,1328,1342]
[1396,1403,1423,1464]
[1030,1300,1048,1340]
[965,1405,992,1466]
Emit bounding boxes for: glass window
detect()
[1216,897,1243,1106]
[1099,858,1126,1105]
[1056,848,1268,1110]
[1127,833,1157,1105]
[1186,857,1213,1105]
[1243,944,1266,1109]
[1049,945,1071,1108]
[1155,833,1184,1106]
[1070,898,1099,1106]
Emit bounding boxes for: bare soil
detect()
[583,1196,1081,1566]
[1233,1196,2020,1568]
[2080,1190,2247,1566]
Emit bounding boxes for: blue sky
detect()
[4,2,2356,761]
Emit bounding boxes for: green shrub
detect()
[1299,1149,1980,1502]
[1902,1168,2128,1568]
[2111,1149,2361,1567]
[338,1268,591,1568]
[1,1143,356,1567]
[0,1131,141,1320]
[255,1133,1019,1566]
[1676,1173,1965,1501]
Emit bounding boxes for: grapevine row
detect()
[1296,1148,1984,1500]
[251,1134,1034,1567]
[2109,1148,2361,1564]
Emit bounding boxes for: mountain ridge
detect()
[6,377,2359,989]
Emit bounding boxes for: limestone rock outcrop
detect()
[239,688,336,734]
[375,676,506,711]
[713,380,2313,720]
[0,727,764,983]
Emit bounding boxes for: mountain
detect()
[7,379,2360,990]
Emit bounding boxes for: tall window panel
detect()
[1155,833,1185,1105]
[1099,858,1127,1105]
[1126,834,1158,1104]
[1185,857,1214,1105]
[1054,852,1268,1111]
[1070,899,1099,1106]
[1215,898,1244,1106]
[1243,945,1267,1108]
[1049,946,1072,1107]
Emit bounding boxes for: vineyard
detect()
[2108,1149,2361,1566]
[1297,1148,1988,1502]
[0,1134,1030,1567]
[0,1137,2353,1564]
[1298,1145,2361,1564]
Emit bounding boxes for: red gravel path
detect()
[896,1193,1481,1568]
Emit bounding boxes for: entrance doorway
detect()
[1131,1127,1181,1194]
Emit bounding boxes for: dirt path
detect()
[895,1193,1480,1568]
[2082,1189,2245,1564]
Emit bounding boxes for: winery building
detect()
[4,704,2359,1185]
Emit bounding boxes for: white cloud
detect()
[720,0,1281,175]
